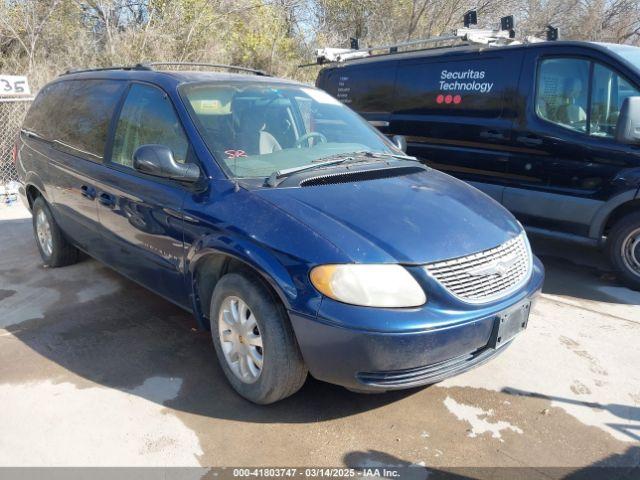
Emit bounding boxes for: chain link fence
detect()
[0,97,32,200]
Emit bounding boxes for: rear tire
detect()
[209,272,307,404]
[607,211,640,290]
[32,196,79,267]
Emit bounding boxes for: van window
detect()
[55,80,125,160]
[590,63,640,138]
[111,84,189,168]
[394,57,508,118]
[322,65,397,113]
[536,58,590,133]
[23,82,70,140]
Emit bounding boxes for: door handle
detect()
[516,135,543,146]
[480,130,506,140]
[80,185,96,200]
[98,192,115,208]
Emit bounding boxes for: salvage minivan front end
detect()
[292,248,543,391]
[247,166,544,392]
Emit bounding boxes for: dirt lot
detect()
[0,202,638,476]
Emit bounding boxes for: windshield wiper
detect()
[265,151,421,187]
[360,151,420,162]
[266,154,360,187]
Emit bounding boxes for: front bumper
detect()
[289,256,544,391]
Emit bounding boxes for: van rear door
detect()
[390,50,523,202]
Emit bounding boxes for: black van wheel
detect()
[607,211,640,290]
[209,272,307,404]
[32,196,79,267]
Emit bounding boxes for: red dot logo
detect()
[453,94,462,104]
[445,94,453,104]
[436,94,444,104]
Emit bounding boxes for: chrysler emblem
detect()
[468,254,518,278]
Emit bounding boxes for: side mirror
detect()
[133,144,201,183]
[391,135,407,153]
[616,97,640,144]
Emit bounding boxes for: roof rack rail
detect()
[61,62,269,77]
[61,64,151,76]
[142,62,269,76]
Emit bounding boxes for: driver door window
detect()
[536,58,590,133]
[590,63,640,138]
[111,83,188,168]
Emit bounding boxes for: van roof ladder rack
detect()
[313,26,515,65]
[305,12,555,66]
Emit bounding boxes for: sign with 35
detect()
[0,75,31,96]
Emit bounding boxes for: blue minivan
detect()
[317,41,640,290]
[16,64,543,404]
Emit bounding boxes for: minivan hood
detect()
[254,168,522,264]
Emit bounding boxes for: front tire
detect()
[32,196,79,267]
[209,272,307,404]
[607,211,640,290]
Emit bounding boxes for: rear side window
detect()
[23,82,69,140]
[111,83,189,168]
[393,57,509,118]
[536,58,590,133]
[24,80,124,161]
[56,80,126,160]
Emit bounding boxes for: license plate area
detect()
[489,301,531,349]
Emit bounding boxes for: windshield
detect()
[181,82,396,179]
[604,44,640,70]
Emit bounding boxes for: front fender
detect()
[186,233,322,327]
[589,188,639,239]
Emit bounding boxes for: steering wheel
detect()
[295,132,327,148]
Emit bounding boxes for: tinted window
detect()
[536,58,590,133]
[393,57,509,117]
[590,63,640,138]
[55,80,125,160]
[321,64,397,113]
[112,84,189,168]
[23,82,69,140]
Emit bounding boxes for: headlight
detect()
[310,264,426,308]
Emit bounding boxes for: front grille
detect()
[425,234,531,303]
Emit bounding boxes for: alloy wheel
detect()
[36,209,53,257]
[621,227,640,278]
[218,296,264,383]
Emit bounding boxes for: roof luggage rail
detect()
[61,64,151,76]
[62,62,269,77]
[142,62,269,76]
